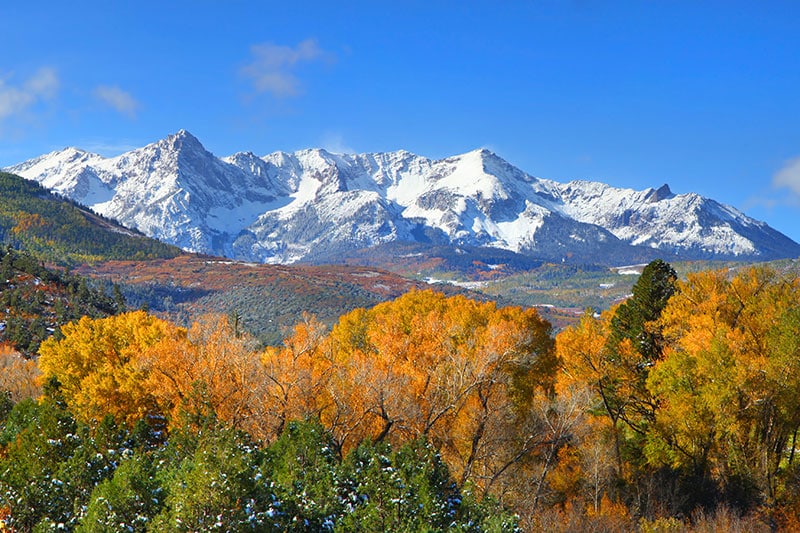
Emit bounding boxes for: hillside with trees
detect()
[0,172,181,265]
[0,246,123,356]
[2,261,800,530]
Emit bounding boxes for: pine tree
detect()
[604,259,678,453]
[609,258,677,362]
[112,283,126,313]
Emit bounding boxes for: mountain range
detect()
[6,130,799,265]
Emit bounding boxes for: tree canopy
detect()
[3,262,800,531]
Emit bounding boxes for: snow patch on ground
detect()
[424,277,489,289]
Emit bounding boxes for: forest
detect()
[1,259,800,531]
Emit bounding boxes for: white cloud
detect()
[773,157,800,197]
[241,39,333,98]
[745,156,800,211]
[93,85,140,118]
[24,68,59,97]
[0,67,59,121]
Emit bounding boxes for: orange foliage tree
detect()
[263,289,558,500]
[37,311,186,427]
[143,313,268,436]
[259,313,334,439]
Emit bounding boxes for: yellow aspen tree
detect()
[649,267,800,501]
[37,311,185,427]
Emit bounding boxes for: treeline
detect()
[1,261,799,531]
[0,172,181,265]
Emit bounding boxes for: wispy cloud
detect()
[240,39,334,98]
[744,156,800,211]
[81,139,140,156]
[320,132,355,154]
[772,157,800,198]
[93,85,140,118]
[0,67,59,121]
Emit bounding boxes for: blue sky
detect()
[2,1,800,244]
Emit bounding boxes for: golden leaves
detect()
[0,344,41,402]
[38,311,185,427]
[33,290,559,498]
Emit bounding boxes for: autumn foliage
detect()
[553,264,800,529]
[5,264,800,530]
[265,291,557,498]
[0,344,41,402]
[38,311,186,427]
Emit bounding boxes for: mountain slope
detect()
[557,181,793,259]
[0,247,121,355]
[7,131,799,265]
[0,171,181,265]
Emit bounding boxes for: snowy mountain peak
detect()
[4,132,799,265]
[151,129,213,162]
[6,147,100,179]
[53,146,96,162]
[456,147,495,161]
[172,128,202,144]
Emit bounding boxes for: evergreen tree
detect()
[581,259,679,491]
[264,419,342,531]
[149,425,274,532]
[113,283,126,313]
[336,438,520,532]
[78,452,163,532]
[609,258,677,362]
[0,397,81,531]
[606,259,678,432]
[0,246,14,284]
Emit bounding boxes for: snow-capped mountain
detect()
[6,130,799,264]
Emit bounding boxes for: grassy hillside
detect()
[0,172,181,265]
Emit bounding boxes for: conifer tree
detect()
[609,258,677,362]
